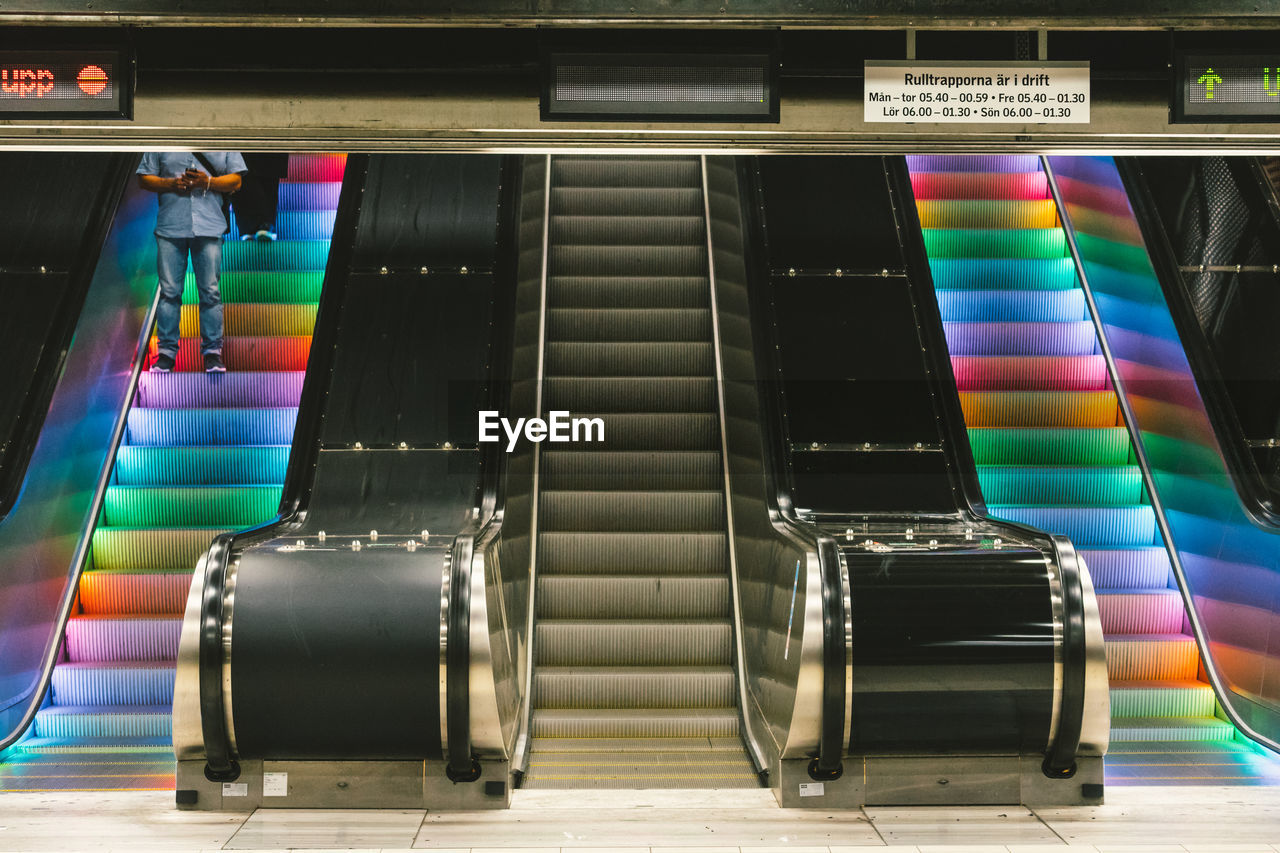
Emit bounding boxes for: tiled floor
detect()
[1,787,1279,851]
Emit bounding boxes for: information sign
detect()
[864,60,1089,124]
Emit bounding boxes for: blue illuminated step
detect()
[942,320,1099,356]
[32,705,172,739]
[126,408,298,446]
[228,210,337,241]
[1079,548,1172,590]
[906,154,1043,173]
[50,662,174,707]
[936,288,1088,322]
[988,505,1157,548]
[927,258,1078,291]
[278,180,342,212]
[221,240,331,272]
[977,465,1143,506]
[5,736,172,755]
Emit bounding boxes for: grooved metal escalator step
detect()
[64,617,181,663]
[531,708,740,739]
[1110,716,1237,743]
[33,705,172,740]
[952,355,1108,391]
[541,451,721,491]
[551,215,706,245]
[535,621,731,666]
[968,427,1132,466]
[126,408,298,447]
[136,372,305,409]
[937,288,1088,322]
[78,570,191,616]
[177,303,317,338]
[103,485,282,528]
[522,746,759,790]
[537,413,718,451]
[545,308,712,343]
[551,187,703,217]
[533,666,735,709]
[943,320,1099,356]
[543,377,715,413]
[1078,548,1172,590]
[546,342,713,377]
[959,390,1120,428]
[1106,634,1200,682]
[91,527,232,572]
[550,276,710,309]
[50,662,175,707]
[537,532,728,574]
[529,736,745,754]
[977,465,1143,506]
[1098,590,1186,634]
[537,575,731,619]
[540,490,724,532]
[112,446,290,486]
[552,157,701,188]
[551,245,707,278]
[1110,680,1216,718]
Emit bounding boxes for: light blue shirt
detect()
[137,152,248,239]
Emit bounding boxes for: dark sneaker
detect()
[204,353,227,373]
[253,229,277,242]
[151,354,175,373]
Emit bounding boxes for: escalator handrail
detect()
[889,155,1091,773]
[1119,157,1280,528]
[730,157,845,777]
[197,156,370,778]
[0,284,163,753]
[443,154,524,782]
[1043,155,1280,757]
[0,154,139,524]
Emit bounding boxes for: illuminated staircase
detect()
[0,154,345,791]
[906,153,1257,784]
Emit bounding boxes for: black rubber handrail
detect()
[734,157,845,779]
[443,154,523,783]
[199,155,370,780]
[1117,157,1280,528]
[0,154,139,524]
[887,155,1087,775]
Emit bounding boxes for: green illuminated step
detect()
[968,427,1132,466]
[1110,716,1237,743]
[92,527,233,572]
[114,446,289,486]
[1110,681,1216,718]
[976,465,1143,506]
[181,271,323,303]
[921,228,1068,259]
[103,486,282,528]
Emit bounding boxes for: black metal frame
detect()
[1117,156,1280,527]
[0,153,137,524]
[198,155,369,780]
[734,156,845,779]
[884,155,1087,776]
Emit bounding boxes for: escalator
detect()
[0,154,347,791]
[906,153,1280,783]
[524,156,757,788]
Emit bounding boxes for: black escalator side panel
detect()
[848,549,1055,754]
[229,538,444,760]
[758,157,901,271]
[0,153,135,521]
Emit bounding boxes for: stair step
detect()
[178,303,317,337]
[537,575,730,619]
[952,355,1108,391]
[126,408,298,446]
[551,245,707,278]
[522,749,758,789]
[164,336,310,372]
[989,505,1156,548]
[184,271,322,304]
[910,171,1051,202]
[1106,634,1200,681]
[92,527,229,572]
[937,288,1088,322]
[943,321,1098,356]
[545,308,712,343]
[64,616,181,663]
[927,258,1077,290]
[136,372,304,408]
[538,532,728,574]
[535,621,731,666]
[551,187,703,217]
[540,451,721,491]
[907,154,1044,174]
[545,342,713,377]
[285,155,347,183]
[543,377,715,413]
[540,490,724,532]
[33,705,172,740]
[1110,680,1216,718]
[7,736,172,755]
[959,391,1120,428]
[551,215,705,245]
[549,276,710,309]
[923,228,1067,260]
[102,485,281,528]
[917,199,1059,229]
[221,239,331,272]
[977,465,1143,506]
[1110,716,1237,743]
[229,209,334,241]
[50,662,175,707]
[78,571,191,615]
[113,446,289,486]
[1080,548,1172,590]
[1098,589,1186,634]
[967,427,1131,466]
[533,666,735,709]
[552,157,701,188]
[529,736,746,753]
[531,708,740,739]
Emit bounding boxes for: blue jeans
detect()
[155,235,223,358]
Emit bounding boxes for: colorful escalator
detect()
[0,153,346,792]
[907,153,1280,784]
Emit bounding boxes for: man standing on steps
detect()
[137,151,248,373]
